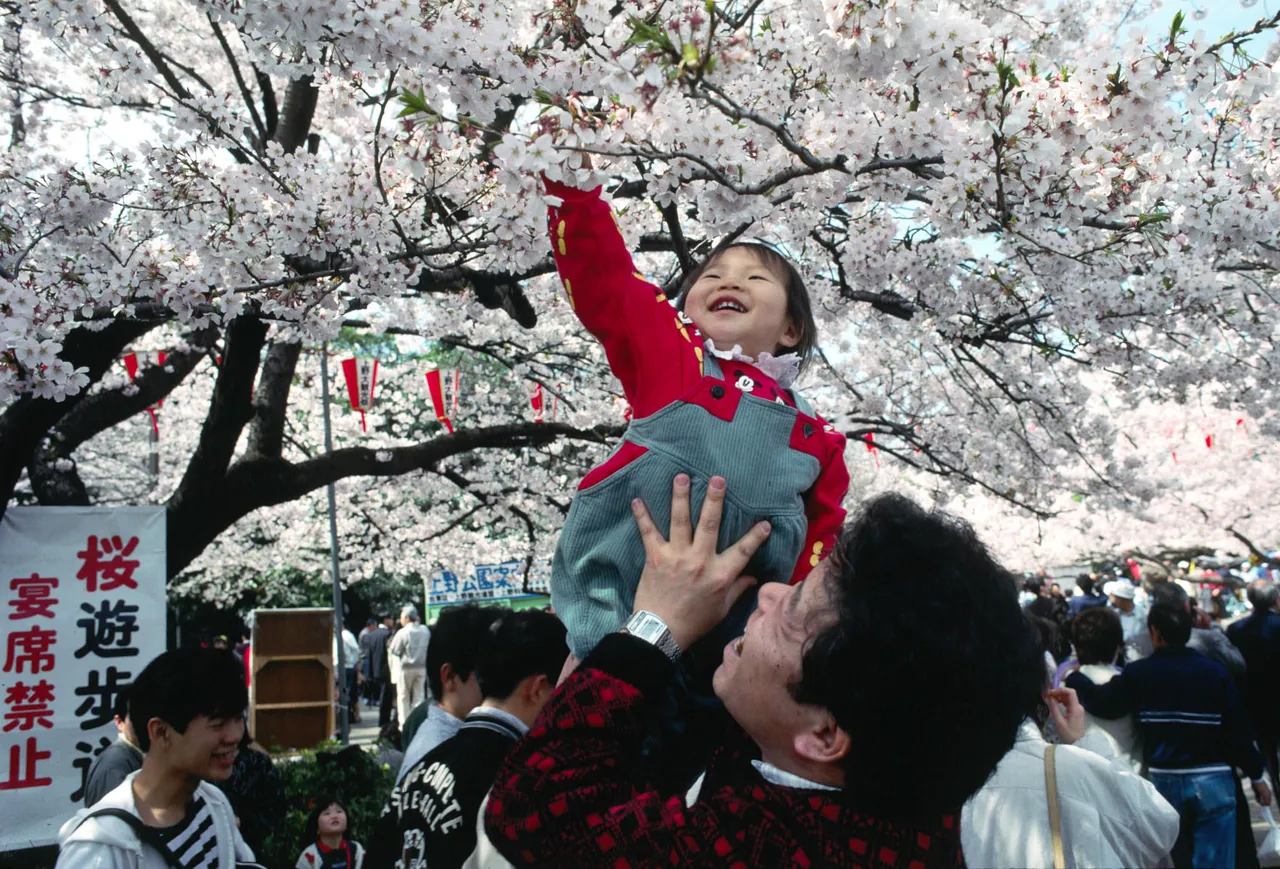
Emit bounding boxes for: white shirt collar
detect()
[750,760,840,791]
[469,705,529,736]
[703,339,800,389]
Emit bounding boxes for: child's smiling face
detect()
[683,246,800,362]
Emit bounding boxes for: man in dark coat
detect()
[82,689,143,806]
[362,615,393,728]
[1227,579,1280,786]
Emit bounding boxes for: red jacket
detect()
[546,179,849,584]
[485,634,965,868]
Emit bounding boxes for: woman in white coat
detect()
[962,626,1179,868]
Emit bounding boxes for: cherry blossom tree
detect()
[1,0,1278,584]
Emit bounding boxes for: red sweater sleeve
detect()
[545,179,701,415]
[484,635,722,867]
[790,428,850,584]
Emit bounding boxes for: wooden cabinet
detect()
[249,608,334,750]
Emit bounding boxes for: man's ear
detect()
[524,674,553,707]
[439,662,456,689]
[793,710,850,766]
[146,717,168,748]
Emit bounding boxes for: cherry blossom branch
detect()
[165,420,627,576]
[1202,11,1280,59]
[206,13,267,144]
[0,320,159,521]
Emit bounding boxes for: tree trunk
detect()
[0,320,156,520]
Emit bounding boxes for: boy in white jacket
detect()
[57,647,256,869]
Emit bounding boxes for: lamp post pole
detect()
[320,344,349,745]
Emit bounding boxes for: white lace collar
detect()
[703,339,800,389]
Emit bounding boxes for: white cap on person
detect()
[1104,580,1136,600]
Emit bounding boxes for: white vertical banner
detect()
[0,507,165,850]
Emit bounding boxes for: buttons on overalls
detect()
[710,385,725,399]
[803,423,815,438]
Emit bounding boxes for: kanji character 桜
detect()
[3,680,56,732]
[3,626,56,674]
[75,599,140,659]
[7,575,59,620]
[76,535,141,592]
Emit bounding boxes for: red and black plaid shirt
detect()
[485,634,965,868]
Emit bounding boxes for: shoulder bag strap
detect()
[1044,744,1067,869]
[78,808,186,869]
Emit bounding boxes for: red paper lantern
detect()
[340,357,379,432]
[425,368,454,434]
[530,383,544,423]
[122,351,168,435]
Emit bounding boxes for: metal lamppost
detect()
[319,344,349,745]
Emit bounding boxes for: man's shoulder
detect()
[91,739,143,770]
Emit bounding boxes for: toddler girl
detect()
[295,796,364,869]
[545,173,850,658]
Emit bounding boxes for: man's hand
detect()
[1046,687,1087,745]
[1255,779,1273,807]
[630,474,771,652]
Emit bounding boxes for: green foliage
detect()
[257,743,396,869]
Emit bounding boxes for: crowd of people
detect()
[49,474,1280,868]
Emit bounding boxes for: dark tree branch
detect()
[0,320,158,519]
[165,420,626,576]
[170,316,267,502]
[43,329,217,457]
[26,331,215,507]
[100,0,191,99]
[207,14,267,144]
[272,75,318,154]
[246,340,301,458]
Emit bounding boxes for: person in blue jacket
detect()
[1067,600,1273,869]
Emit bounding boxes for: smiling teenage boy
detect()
[58,647,258,869]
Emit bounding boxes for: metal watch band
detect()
[623,610,681,660]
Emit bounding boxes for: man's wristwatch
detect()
[621,610,681,661]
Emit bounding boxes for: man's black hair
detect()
[1246,580,1278,613]
[1150,581,1189,608]
[475,610,568,701]
[676,241,818,374]
[1076,575,1095,595]
[1023,576,1045,596]
[790,493,1038,819]
[130,647,248,751]
[1071,606,1124,665]
[1149,600,1192,647]
[112,684,131,722]
[427,604,505,702]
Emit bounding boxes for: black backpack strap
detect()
[76,807,186,869]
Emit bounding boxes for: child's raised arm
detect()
[544,173,703,412]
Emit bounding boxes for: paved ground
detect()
[1248,788,1280,867]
